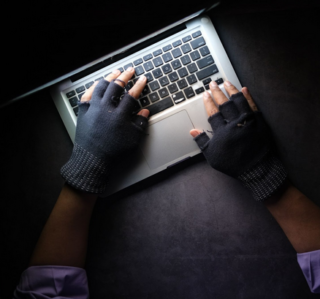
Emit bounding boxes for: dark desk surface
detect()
[1,2,320,298]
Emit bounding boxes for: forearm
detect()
[29,184,97,268]
[264,181,320,253]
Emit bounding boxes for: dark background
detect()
[1,0,320,298]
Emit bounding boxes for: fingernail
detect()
[127,67,134,72]
[242,87,249,95]
[210,81,218,89]
[190,130,201,138]
[139,76,146,81]
[112,69,120,74]
[140,109,149,118]
[204,91,210,99]
[225,80,232,87]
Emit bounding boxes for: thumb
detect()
[190,129,202,138]
[190,130,210,151]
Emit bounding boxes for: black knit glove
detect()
[194,92,286,201]
[61,79,148,194]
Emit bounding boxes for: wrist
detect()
[238,152,287,201]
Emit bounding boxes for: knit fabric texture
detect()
[61,79,148,194]
[193,91,287,201]
[238,153,287,201]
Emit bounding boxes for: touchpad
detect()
[141,110,199,169]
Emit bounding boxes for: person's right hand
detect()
[61,68,150,194]
[190,80,287,201]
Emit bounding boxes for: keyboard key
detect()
[168,72,179,82]
[180,55,191,65]
[172,48,182,58]
[124,63,133,70]
[172,40,182,47]
[177,79,188,89]
[143,54,153,61]
[196,64,219,80]
[78,92,85,100]
[143,61,154,71]
[205,84,210,90]
[149,92,160,103]
[168,83,178,94]
[153,49,162,57]
[199,46,210,56]
[191,37,206,50]
[187,63,198,73]
[181,44,191,54]
[135,66,145,76]
[69,97,78,107]
[134,58,143,65]
[215,78,224,85]
[144,72,154,83]
[163,44,172,52]
[162,52,173,63]
[66,90,75,98]
[85,81,94,89]
[182,35,192,43]
[186,74,197,85]
[171,59,181,70]
[153,57,163,67]
[192,31,202,38]
[73,106,79,116]
[140,97,150,107]
[190,50,200,61]
[197,55,214,69]
[141,85,150,97]
[76,86,85,93]
[195,87,205,94]
[125,81,134,91]
[159,87,169,98]
[147,97,174,116]
[152,68,163,79]
[203,78,212,85]
[184,87,195,99]
[149,81,160,91]
[118,67,124,73]
[178,67,188,78]
[95,77,103,81]
[159,76,169,86]
[133,77,140,84]
[105,72,111,77]
[172,91,185,104]
[162,64,172,74]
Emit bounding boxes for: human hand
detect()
[61,68,149,194]
[190,80,287,201]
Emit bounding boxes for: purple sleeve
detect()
[297,249,320,293]
[13,265,89,299]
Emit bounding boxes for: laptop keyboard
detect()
[65,30,223,117]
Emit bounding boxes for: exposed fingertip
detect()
[139,75,147,82]
[138,109,149,118]
[210,81,219,89]
[224,80,232,87]
[242,87,249,95]
[203,91,211,99]
[126,67,134,72]
[190,129,202,138]
[112,69,120,74]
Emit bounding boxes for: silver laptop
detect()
[50,7,241,196]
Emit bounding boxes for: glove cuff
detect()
[238,153,287,201]
[61,143,108,194]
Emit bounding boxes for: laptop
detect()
[9,1,242,196]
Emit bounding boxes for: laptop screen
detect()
[3,0,219,105]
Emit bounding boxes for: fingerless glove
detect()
[194,92,287,201]
[61,80,148,194]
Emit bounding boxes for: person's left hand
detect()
[61,68,149,194]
